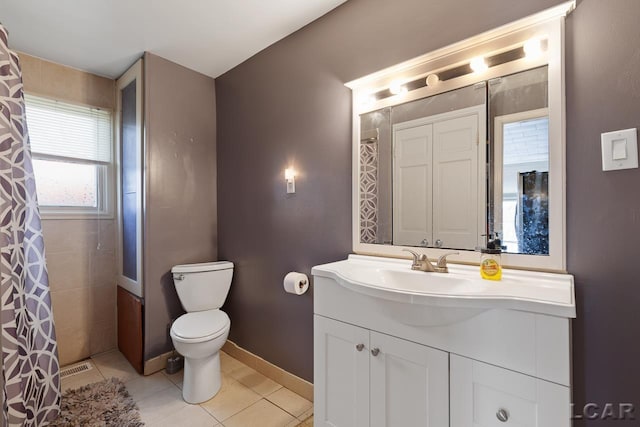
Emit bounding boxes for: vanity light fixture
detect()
[425,74,440,87]
[524,37,543,59]
[360,93,377,108]
[389,80,408,95]
[470,56,488,73]
[285,168,296,194]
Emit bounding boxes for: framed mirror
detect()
[347,2,574,271]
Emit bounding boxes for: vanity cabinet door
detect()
[314,316,370,427]
[450,354,571,427]
[369,331,449,427]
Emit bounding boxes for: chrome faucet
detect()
[402,249,459,273]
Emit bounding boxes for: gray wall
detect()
[566,1,640,425]
[216,0,563,382]
[143,53,218,360]
[217,1,640,423]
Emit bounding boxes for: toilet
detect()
[169,261,233,404]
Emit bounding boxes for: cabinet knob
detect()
[356,343,364,352]
[371,348,380,356]
[496,408,509,422]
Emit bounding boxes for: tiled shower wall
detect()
[43,220,117,365]
[19,53,117,366]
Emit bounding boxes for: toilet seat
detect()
[171,309,230,343]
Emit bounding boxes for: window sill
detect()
[40,210,114,221]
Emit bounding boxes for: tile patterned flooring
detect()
[61,350,313,427]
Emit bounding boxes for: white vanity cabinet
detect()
[314,316,449,427]
[312,256,575,427]
[450,355,571,426]
[314,316,370,427]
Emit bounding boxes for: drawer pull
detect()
[371,348,380,356]
[496,408,509,422]
[356,343,364,352]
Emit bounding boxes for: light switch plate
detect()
[601,128,638,171]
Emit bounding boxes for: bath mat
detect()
[50,377,143,426]
[296,415,313,426]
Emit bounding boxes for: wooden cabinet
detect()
[117,286,143,374]
[450,355,570,427]
[314,316,449,427]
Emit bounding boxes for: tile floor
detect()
[61,350,313,427]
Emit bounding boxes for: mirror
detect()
[359,66,549,255]
[489,67,549,255]
[348,4,571,270]
[360,83,488,251]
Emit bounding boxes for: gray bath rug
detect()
[50,377,143,426]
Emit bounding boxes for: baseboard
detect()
[222,340,313,402]
[143,350,174,376]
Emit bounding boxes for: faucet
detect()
[402,249,459,273]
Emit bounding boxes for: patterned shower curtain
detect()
[0,24,61,426]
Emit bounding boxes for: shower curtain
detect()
[0,24,61,426]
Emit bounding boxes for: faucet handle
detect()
[436,252,459,271]
[402,248,426,262]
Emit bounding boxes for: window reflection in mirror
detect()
[490,66,549,255]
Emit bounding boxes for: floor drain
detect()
[60,361,93,379]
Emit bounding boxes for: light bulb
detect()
[524,38,543,59]
[470,56,488,73]
[425,74,439,87]
[389,80,408,95]
[284,168,296,181]
[359,94,376,108]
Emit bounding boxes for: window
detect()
[25,94,113,218]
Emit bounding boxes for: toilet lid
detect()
[172,310,230,340]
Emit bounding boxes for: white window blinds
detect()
[24,94,112,163]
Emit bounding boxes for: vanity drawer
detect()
[450,354,571,427]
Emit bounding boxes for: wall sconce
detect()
[285,168,296,194]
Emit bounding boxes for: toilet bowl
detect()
[169,261,233,404]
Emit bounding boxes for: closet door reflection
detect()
[360,84,486,250]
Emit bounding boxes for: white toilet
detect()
[170,261,233,404]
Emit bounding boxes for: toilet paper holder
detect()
[283,272,310,295]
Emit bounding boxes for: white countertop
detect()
[312,255,576,318]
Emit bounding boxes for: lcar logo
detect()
[572,403,635,421]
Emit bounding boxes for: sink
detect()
[379,269,481,294]
[311,254,576,325]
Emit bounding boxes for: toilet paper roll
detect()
[283,272,309,295]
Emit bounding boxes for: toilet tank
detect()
[172,261,234,312]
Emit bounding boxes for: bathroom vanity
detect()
[315,3,578,426]
[312,255,575,427]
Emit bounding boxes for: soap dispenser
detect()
[480,234,502,281]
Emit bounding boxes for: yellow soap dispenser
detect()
[480,235,502,281]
